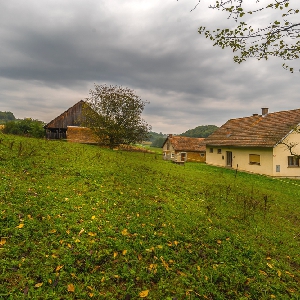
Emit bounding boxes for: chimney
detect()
[261,108,269,116]
[252,113,259,116]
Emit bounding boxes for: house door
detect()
[181,152,186,161]
[226,151,232,167]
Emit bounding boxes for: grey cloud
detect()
[0,0,299,133]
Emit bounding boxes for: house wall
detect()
[273,131,300,178]
[66,126,100,144]
[206,146,274,176]
[162,141,175,160]
[185,151,206,162]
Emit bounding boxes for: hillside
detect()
[0,134,299,299]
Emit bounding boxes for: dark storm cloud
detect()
[0,0,299,133]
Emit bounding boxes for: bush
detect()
[2,118,45,138]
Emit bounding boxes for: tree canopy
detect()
[0,111,15,124]
[82,84,151,149]
[193,0,300,72]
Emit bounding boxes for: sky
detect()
[0,0,299,134]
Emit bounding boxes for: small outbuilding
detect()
[162,135,206,163]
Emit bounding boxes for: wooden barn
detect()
[45,100,99,144]
[162,135,206,163]
[45,100,85,139]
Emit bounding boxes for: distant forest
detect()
[148,131,167,148]
[180,125,219,138]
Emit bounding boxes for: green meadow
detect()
[0,135,299,299]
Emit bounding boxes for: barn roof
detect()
[45,100,85,129]
[164,135,206,152]
[205,108,300,148]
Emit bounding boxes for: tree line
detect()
[0,113,45,138]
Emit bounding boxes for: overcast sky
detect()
[0,0,299,133]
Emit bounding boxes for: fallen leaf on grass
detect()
[121,229,129,236]
[267,263,273,269]
[177,270,187,276]
[35,282,43,288]
[55,265,64,272]
[122,250,128,255]
[259,270,267,276]
[88,232,97,237]
[67,283,75,292]
[16,224,24,229]
[139,290,149,298]
[0,238,6,246]
[49,229,57,233]
[113,252,118,259]
[285,271,294,277]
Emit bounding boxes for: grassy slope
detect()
[0,135,299,299]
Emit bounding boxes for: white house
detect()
[205,108,300,178]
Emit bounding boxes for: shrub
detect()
[2,118,45,138]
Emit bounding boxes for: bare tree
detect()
[82,84,151,149]
[189,0,300,72]
[280,126,300,158]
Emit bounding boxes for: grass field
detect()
[0,134,299,299]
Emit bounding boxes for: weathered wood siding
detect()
[46,100,84,129]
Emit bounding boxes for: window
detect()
[288,156,299,167]
[249,154,260,165]
[200,153,205,157]
[209,148,213,153]
[171,152,175,158]
[217,149,222,154]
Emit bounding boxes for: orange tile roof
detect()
[165,136,206,151]
[205,108,300,147]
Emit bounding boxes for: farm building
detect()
[205,108,300,178]
[44,100,99,143]
[162,135,206,163]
